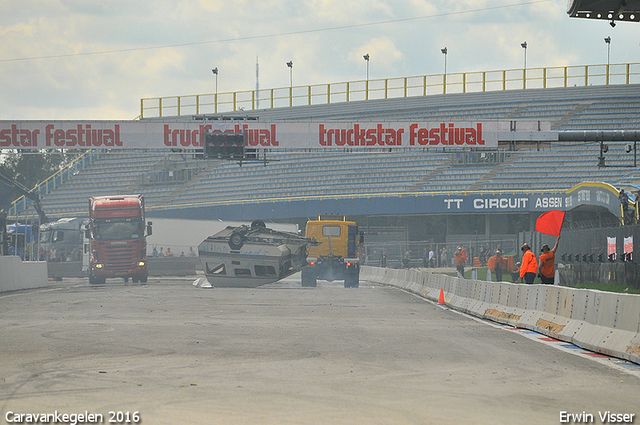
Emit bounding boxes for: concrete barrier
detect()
[148,257,198,276]
[48,261,85,280]
[0,256,48,293]
[42,258,200,280]
[364,266,640,365]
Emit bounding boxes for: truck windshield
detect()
[322,225,341,237]
[39,230,52,243]
[94,217,143,241]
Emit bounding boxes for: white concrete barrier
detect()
[0,256,49,293]
[363,265,640,365]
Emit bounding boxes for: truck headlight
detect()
[138,261,146,267]
[95,264,103,269]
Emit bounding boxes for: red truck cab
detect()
[88,195,152,284]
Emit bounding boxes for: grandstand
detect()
[11,83,637,216]
[6,75,640,260]
[181,84,640,131]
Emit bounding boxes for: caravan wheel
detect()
[229,232,244,250]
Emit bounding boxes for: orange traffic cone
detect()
[437,288,445,305]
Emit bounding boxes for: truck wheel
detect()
[344,274,359,288]
[140,275,148,283]
[90,274,105,285]
[124,277,129,283]
[251,219,266,229]
[228,232,244,250]
[301,267,317,287]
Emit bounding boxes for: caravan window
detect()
[255,265,277,277]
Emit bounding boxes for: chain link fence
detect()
[363,236,518,269]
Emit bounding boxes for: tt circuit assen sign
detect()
[0,120,552,150]
[435,183,621,216]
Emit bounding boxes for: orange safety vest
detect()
[539,251,555,278]
[519,250,537,277]
[487,255,503,271]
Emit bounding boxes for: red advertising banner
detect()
[624,236,633,254]
[607,237,617,260]
[0,120,551,150]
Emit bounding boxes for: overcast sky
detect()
[1,0,638,121]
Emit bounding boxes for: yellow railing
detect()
[140,62,640,119]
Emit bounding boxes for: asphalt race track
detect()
[1,275,638,425]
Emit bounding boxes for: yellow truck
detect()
[301,215,364,288]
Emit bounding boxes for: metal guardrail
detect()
[140,62,640,118]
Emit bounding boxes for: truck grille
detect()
[102,245,138,271]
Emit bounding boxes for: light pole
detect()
[441,47,447,93]
[363,54,370,100]
[441,47,447,75]
[521,42,527,89]
[286,61,293,88]
[211,68,218,113]
[363,54,370,81]
[286,61,293,106]
[604,36,611,84]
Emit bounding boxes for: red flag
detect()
[535,210,565,237]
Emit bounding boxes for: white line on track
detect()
[395,284,640,379]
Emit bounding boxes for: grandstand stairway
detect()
[120,154,221,208]
[466,153,519,192]
[408,162,452,192]
[157,158,225,207]
[551,102,593,130]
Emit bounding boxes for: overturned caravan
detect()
[198,221,319,287]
